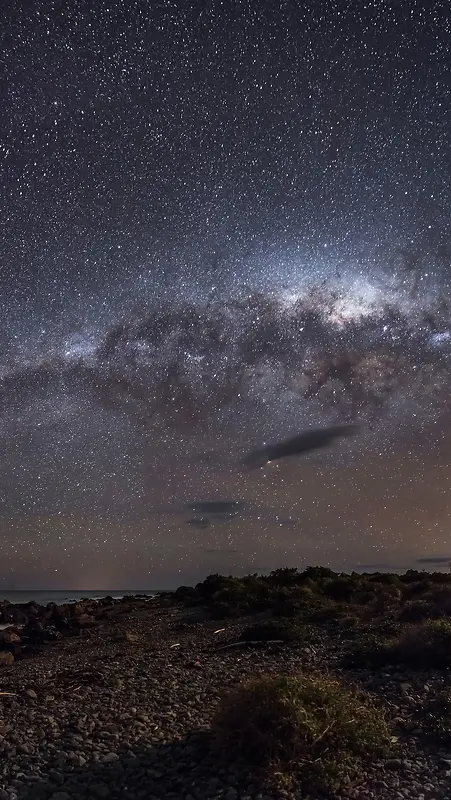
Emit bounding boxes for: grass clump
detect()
[394,619,451,668]
[213,674,391,792]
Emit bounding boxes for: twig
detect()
[311,719,335,746]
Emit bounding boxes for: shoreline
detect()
[1,579,451,799]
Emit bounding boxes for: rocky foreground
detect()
[0,593,451,800]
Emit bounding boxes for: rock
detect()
[91,785,110,798]
[1,606,28,625]
[0,627,22,645]
[102,752,119,763]
[24,688,38,700]
[77,614,96,627]
[0,651,14,666]
[386,759,402,770]
[123,630,141,643]
[186,659,202,669]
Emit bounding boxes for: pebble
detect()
[101,752,119,763]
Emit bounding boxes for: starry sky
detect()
[1,0,451,590]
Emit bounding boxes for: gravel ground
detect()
[1,599,451,800]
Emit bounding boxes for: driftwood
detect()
[214,639,284,652]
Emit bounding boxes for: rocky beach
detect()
[1,571,451,800]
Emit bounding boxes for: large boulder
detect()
[0,605,29,625]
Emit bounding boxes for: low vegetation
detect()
[346,619,451,670]
[213,674,392,792]
[173,565,451,625]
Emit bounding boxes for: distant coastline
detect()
[0,589,162,607]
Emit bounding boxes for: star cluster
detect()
[1,1,451,589]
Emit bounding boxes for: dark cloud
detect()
[243,424,358,468]
[416,557,451,565]
[142,499,299,529]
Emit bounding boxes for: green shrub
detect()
[401,578,433,600]
[346,619,451,669]
[394,620,451,668]
[323,577,356,602]
[344,631,396,668]
[398,601,442,623]
[213,674,391,792]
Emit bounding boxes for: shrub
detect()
[266,567,303,587]
[394,620,451,668]
[323,576,356,601]
[426,585,451,613]
[210,601,242,620]
[213,674,391,792]
[398,601,442,623]
[346,619,451,669]
[366,572,401,587]
[344,631,396,668]
[401,578,433,600]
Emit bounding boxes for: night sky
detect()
[1,0,451,590]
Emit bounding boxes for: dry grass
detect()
[213,673,391,792]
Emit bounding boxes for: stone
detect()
[0,651,14,666]
[91,785,110,798]
[123,630,141,643]
[102,752,119,763]
[77,614,96,627]
[1,628,22,645]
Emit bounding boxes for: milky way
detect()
[1,1,451,589]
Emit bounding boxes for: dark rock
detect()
[77,613,96,627]
[1,605,28,625]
